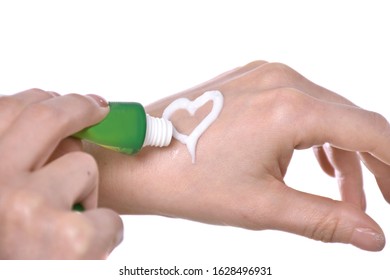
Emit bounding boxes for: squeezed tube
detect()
[74,102,172,154]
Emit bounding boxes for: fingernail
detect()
[86,94,109,107]
[351,227,385,251]
[115,229,124,246]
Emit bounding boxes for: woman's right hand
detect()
[0,89,123,259]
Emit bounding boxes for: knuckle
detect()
[270,87,306,103]
[66,93,84,101]
[367,111,390,152]
[237,202,270,230]
[66,93,92,107]
[57,214,94,257]
[0,95,24,112]
[27,88,47,94]
[254,62,298,87]
[305,211,340,243]
[243,60,268,69]
[22,93,93,128]
[261,87,311,121]
[63,93,99,112]
[23,102,60,123]
[26,88,57,99]
[0,189,44,223]
[0,188,46,258]
[370,111,389,134]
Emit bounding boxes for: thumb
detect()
[266,182,385,251]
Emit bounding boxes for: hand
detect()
[93,61,390,251]
[0,89,123,259]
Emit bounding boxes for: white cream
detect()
[162,90,224,163]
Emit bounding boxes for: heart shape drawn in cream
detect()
[162,90,224,163]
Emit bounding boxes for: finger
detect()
[0,88,58,133]
[0,94,109,171]
[321,144,365,210]
[313,146,335,177]
[269,66,390,208]
[263,181,385,251]
[82,208,123,258]
[45,137,83,164]
[359,152,390,203]
[34,151,99,210]
[312,145,366,209]
[291,92,390,165]
[11,88,59,101]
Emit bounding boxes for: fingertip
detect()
[85,94,109,108]
[270,185,384,251]
[84,208,124,252]
[375,176,390,205]
[115,220,124,247]
[107,209,124,246]
[350,227,386,251]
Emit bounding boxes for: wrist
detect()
[83,141,178,215]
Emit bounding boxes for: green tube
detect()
[74,102,173,155]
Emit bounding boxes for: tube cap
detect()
[143,114,173,147]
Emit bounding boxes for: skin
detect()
[1,61,390,259]
[0,89,123,259]
[89,61,390,252]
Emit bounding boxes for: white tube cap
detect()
[143,114,173,147]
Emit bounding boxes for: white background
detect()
[0,0,389,279]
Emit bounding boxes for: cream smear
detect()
[162,90,224,163]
